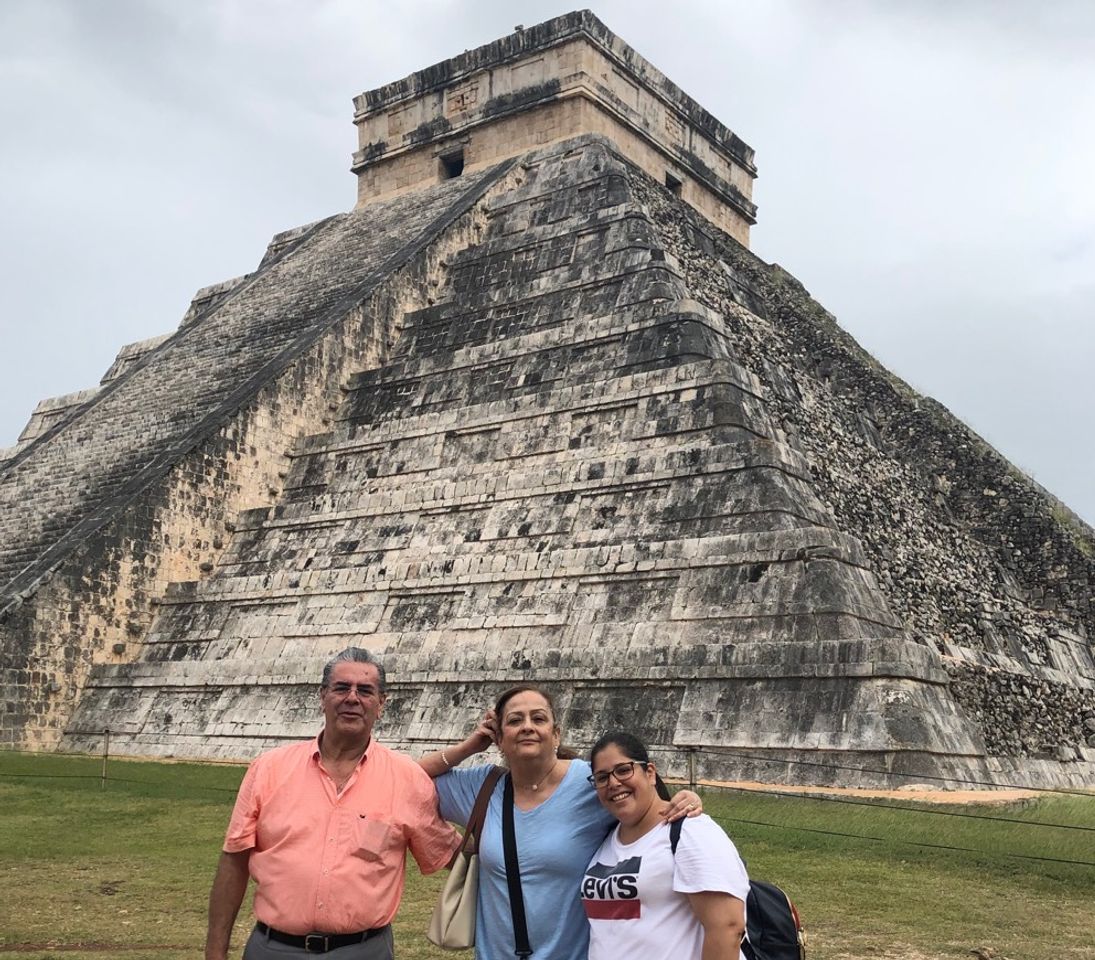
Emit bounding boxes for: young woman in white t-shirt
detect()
[580,732,749,960]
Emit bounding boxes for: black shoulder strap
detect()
[502,773,533,958]
[669,816,683,855]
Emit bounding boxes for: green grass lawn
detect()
[0,752,1092,960]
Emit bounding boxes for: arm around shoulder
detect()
[205,849,251,960]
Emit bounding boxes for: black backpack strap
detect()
[669,816,683,855]
[502,773,533,958]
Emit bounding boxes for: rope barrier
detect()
[6,740,1092,797]
[2,767,1091,862]
[712,814,1095,868]
[0,770,240,794]
[692,782,1095,832]
[674,747,1095,798]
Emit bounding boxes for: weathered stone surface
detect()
[3,16,1093,788]
[0,161,514,746]
[351,11,756,243]
[627,162,1095,776]
[50,137,1056,786]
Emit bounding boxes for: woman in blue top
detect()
[419,685,703,960]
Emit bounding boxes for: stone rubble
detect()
[629,168,1095,765]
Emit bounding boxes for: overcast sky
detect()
[1,0,1092,524]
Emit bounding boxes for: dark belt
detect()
[255,921,388,954]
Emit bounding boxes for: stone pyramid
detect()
[2,12,1093,788]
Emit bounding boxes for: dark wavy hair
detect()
[590,730,671,800]
[494,684,578,760]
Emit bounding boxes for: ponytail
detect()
[654,772,671,801]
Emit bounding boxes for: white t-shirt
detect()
[582,815,750,960]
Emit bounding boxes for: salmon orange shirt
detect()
[224,736,459,934]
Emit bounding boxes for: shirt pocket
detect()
[353,815,398,863]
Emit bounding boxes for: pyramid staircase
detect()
[63,138,991,785]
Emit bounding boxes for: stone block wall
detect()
[8,131,1092,788]
[0,162,515,747]
[62,137,1020,788]
[12,388,102,446]
[352,13,756,244]
[629,164,1095,766]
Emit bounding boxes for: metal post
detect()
[688,746,697,792]
[101,728,110,790]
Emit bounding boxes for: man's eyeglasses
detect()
[587,760,647,787]
[326,682,380,698]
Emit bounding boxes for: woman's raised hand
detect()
[419,708,500,778]
[466,708,498,753]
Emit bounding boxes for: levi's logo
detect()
[581,857,641,919]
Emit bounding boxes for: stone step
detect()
[347,297,718,390]
[342,313,731,426]
[439,212,663,292]
[265,434,810,533]
[278,430,812,507]
[391,263,687,360]
[75,632,939,705]
[216,518,833,592]
[151,526,884,622]
[222,468,829,576]
[484,160,633,223]
[325,358,763,453]
[0,167,509,595]
[449,202,655,269]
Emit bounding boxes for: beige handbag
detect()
[427,766,504,950]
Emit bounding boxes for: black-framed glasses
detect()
[587,760,647,788]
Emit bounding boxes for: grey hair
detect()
[321,647,387,693]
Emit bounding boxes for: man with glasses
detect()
[205,647,460,960]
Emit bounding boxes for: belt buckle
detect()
[304,933,329,953]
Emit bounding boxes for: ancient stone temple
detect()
[2,12,1093,788]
